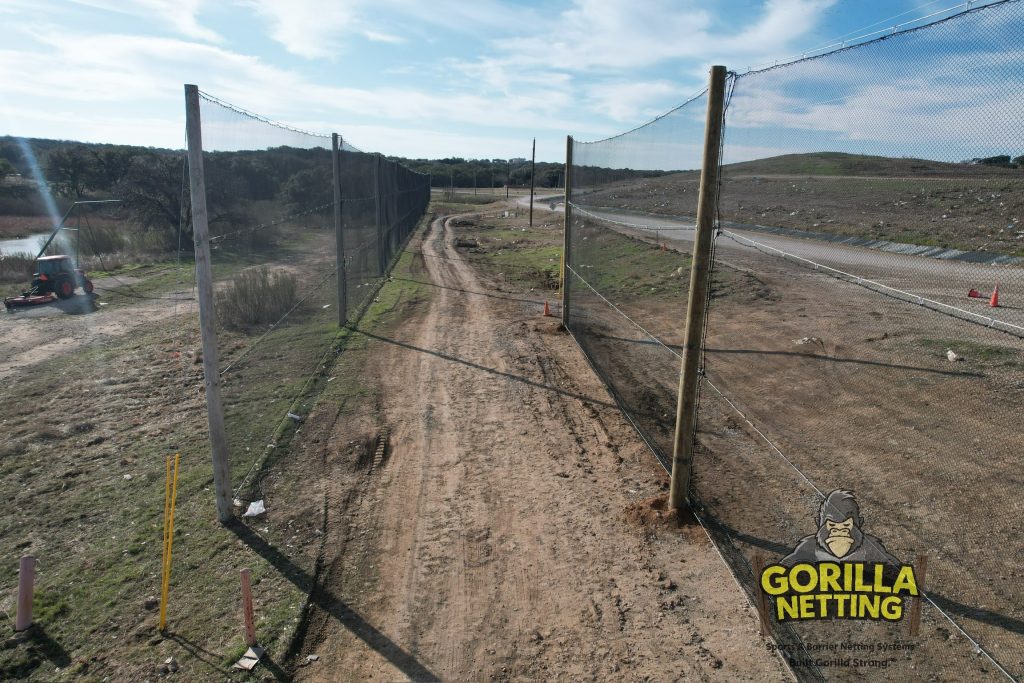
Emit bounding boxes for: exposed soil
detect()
[566,213,1024,680]
[286,214,790,681]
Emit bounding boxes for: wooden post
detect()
[562,136,573,326]
[506,160,510,199]
[332,134,348,326]
[908,554,928,636]
[374,154,384,275]
[752,554,771,637]
[184,84,232,524]
[240,568,257,646]
[668,65,727,512]
[529,138,536,227]
[15,556,34,632]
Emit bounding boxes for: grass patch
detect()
[920,338,1024,368]
[216,267,299,330]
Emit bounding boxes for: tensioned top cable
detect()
[573,87,709,146]
[198,89,363,152]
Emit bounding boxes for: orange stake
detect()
[990,282,999,308]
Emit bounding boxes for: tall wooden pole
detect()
[184,84,232,524]
[668,65,728,512]
[562,136,573,326]
[506,160,510,199]
[529,138,536,226]
[332,134,348,326]
[374,154,384,275]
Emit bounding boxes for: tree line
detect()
[0,137,666,250]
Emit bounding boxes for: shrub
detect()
[216,266,299,330]
[0,251,35,284]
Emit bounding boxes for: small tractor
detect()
[4,255,94,310]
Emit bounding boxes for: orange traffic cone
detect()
[543,301,552,317]
[967,288,982,299]
[990,283,999,308]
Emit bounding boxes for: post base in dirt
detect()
[15,556,35,632]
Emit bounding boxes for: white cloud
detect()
[586,80,679,121]
[242,0,359,59]
[363,30,404,44]
[66,0,222,42]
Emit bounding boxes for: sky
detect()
[0,0,1012,161]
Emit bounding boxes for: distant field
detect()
[578,153,1024,256]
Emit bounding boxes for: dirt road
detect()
[289,214,788,681]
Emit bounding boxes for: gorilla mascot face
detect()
[816,490,864,558]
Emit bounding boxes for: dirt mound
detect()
[625,494,705,535]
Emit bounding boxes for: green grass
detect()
[574,229,691,300]
[0,212,433,681]
[920,338,1024,368]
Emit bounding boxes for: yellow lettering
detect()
[892,566,919,596]
[881,596,903,620]
[854,564,872,592]
[872,564,891,593]
[835,592,849,617]
[790,564,817,593]
[858,594,881,619]
[798,593,815,618]
[776,595,799,621]
[819,563,841,593]
[761,565,789,596]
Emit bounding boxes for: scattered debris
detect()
[242,500,266,517]
[287,412,303,423]
[946,349,964,362]
[793,337,824,349]
[233,645,264,671]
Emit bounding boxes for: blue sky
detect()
[0,0,1008,161]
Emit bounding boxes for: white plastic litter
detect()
[243,500,266,517]
[946,349,963,362]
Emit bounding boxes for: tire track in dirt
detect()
[292,212,790,681]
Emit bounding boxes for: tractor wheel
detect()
[55,276,75,299]
[83,279,94,294]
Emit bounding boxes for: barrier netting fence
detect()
[566,2,1024,681]
[192,91,429,502]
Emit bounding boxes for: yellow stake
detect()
[159,453,180,631]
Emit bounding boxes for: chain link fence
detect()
[566,2,1024,680]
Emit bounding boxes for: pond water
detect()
[0,232,49,256]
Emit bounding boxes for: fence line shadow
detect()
[348,326,616,409]
[227,521,439,682]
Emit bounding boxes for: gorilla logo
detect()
[781,490,899,567]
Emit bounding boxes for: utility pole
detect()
[449,169,454,201]
[668,65,728,513]
[332,133,347,326]
[529,138,536,227]
[474,171,477,196]
[184,84,232,524]
[506,160,510,199]
[490,171,494,195]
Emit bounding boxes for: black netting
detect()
[193,92,428,501]
[565,2,1024,681]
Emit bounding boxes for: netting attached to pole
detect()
[565,2,1024,680]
